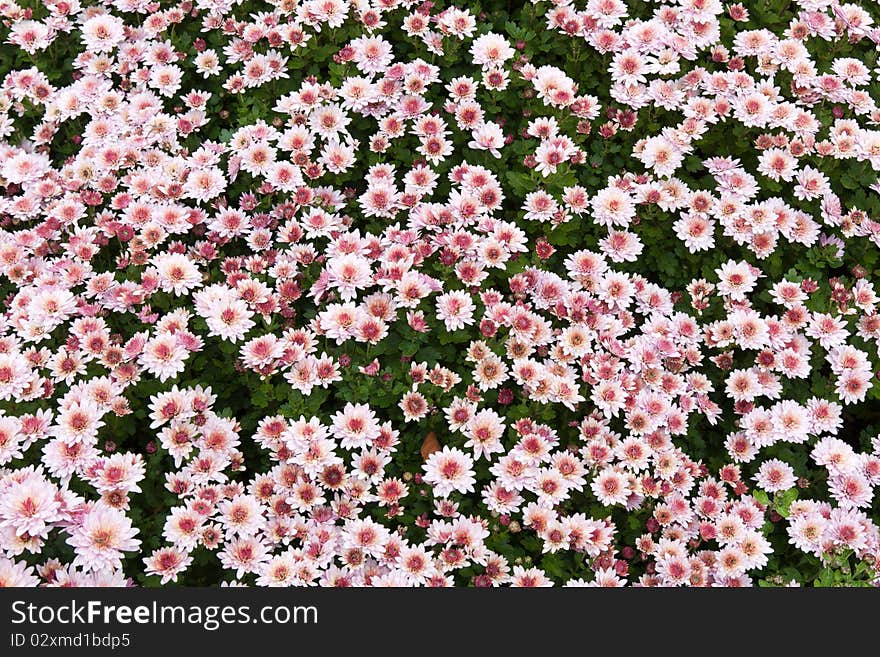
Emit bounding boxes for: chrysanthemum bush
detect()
[2,0,880,587]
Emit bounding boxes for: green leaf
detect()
[775,488,799,518]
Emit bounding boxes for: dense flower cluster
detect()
[1,0,879,587]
